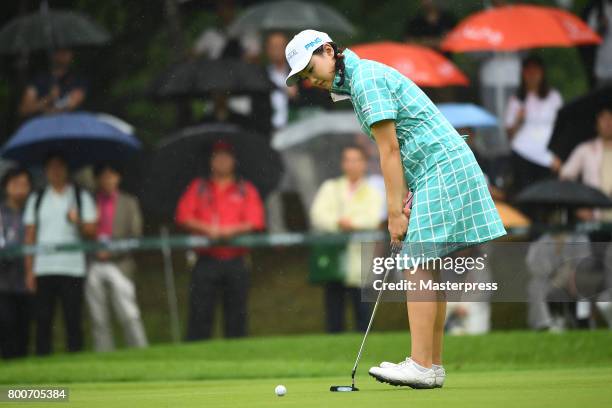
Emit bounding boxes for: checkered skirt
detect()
[401,130,507,259]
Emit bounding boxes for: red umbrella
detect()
[350,42,469,87]
[441,5,601,52]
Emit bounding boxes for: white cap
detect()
[285,29,333,86]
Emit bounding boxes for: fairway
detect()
[2,330,612,407]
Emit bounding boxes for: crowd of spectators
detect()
[1,0,612,359]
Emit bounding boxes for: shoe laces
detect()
[397,357,412,368]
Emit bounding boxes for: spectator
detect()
[0,168,32,359]
[86,163,147,352]
[265,32,298,130]
[505,55,563,197]
[444,247,493,335]
[19,49,87,119]
[404,0,457,50]
[310,145,384,333]
[460,127,507,201]
[23,154,97,355]
[560,107,612,221]
[176,141,265,340]
[526,230,591,331]
[583,0,612,87]
[200,93,251,129]
[192,0,261,62]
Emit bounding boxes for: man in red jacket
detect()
[176,141,265,340]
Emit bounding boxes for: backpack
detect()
[34,184,82,227]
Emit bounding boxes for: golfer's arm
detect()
[371,120,408,217]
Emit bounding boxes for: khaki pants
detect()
[86,261,147,352]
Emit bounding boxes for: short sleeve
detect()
[352,68,398,128]
[80,190,97,223]
[23,193,37,226]
[243,182,265,230]
[551,89,563,111]
[175,179,201,225]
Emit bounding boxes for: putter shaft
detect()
[349,244,401,387]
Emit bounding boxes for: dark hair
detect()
[94,162,122,178]
[516,55,550,101]
[1,167,32,192]
[312,42,346,87]
[342,144,368,160]
[43,152,68,167]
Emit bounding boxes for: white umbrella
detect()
[272,111,361,150]
[228,0,355,37]
[273,111,380,210]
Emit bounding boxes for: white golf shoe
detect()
[378,358,445,388]
[369,358,436,389]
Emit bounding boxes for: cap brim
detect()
[285,58,310,87]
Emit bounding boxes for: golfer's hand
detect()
[388,213,408,244]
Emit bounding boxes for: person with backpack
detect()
[23,153,97,355]
[175,141,265,340]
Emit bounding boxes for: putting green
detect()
[6,368,612,408]
[2,331,612,407]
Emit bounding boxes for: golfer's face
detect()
[299,46,336,90]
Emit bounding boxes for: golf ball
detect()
[275,385,287,397]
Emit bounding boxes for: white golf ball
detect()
[275,385,287,397]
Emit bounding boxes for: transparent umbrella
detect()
[0,2,110,54]
[228,0,355,36]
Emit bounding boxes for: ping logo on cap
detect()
[287,49,298,60]
[305,37,323,50]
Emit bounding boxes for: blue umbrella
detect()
[437,103,498,129]
[2,112,141,167]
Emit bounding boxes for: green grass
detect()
[2,330,612,407]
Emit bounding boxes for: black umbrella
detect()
[548,86,612,161]
[0,6,110,54]
[143,123,283,217]
[516,180,612,208]
[151,58,274,99]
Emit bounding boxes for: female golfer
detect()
[285,30,506,389]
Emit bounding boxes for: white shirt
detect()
[505,89,563,167]
[268,65,290,129]
[23,185,97,277]
[193,28,262,60]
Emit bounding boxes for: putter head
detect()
[330,385,359,392]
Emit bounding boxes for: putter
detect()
[330,242,403,392]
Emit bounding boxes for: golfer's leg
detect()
[406,267,436,368]
[432,300,446,365]
[432,269,446,365]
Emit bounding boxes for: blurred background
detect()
[0,0,611,360]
